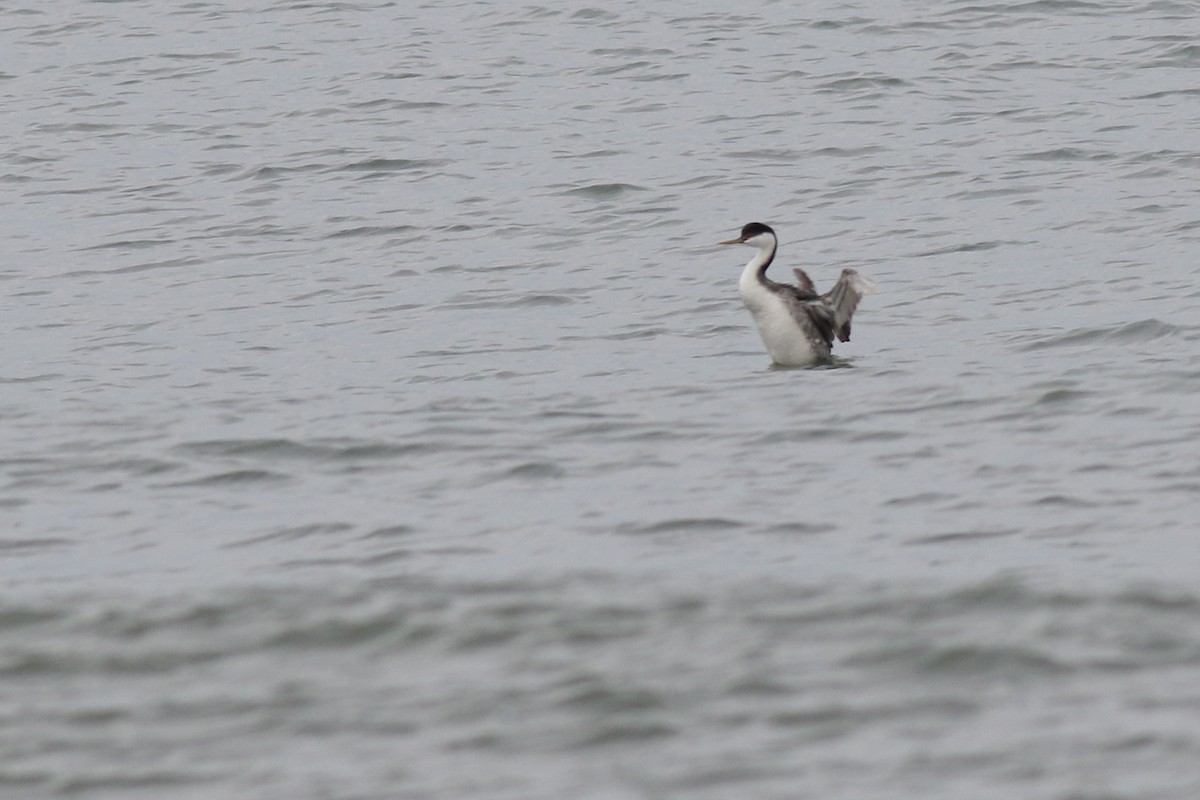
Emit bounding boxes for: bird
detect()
[719,222,875,367]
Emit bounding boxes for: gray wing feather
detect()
[792,268,816,295]
[820,268,876,342]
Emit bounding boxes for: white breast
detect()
[739,269,821,367]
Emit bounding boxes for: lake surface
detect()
[4,1,1200,797]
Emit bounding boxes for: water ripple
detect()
[6,1,1200,796]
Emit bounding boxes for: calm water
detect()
[4,1,1200,797]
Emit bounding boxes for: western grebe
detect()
[720,222,875,367]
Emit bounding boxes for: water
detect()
[3,1,1200,797]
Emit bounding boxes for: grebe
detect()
[720,222,874,367]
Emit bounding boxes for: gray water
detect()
[4,1,1200,798]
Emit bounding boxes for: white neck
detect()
[738,236,776,296]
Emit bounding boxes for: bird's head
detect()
[719,222,776,249]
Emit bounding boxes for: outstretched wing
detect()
[820,269,876,342]
[763,267,874,359]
